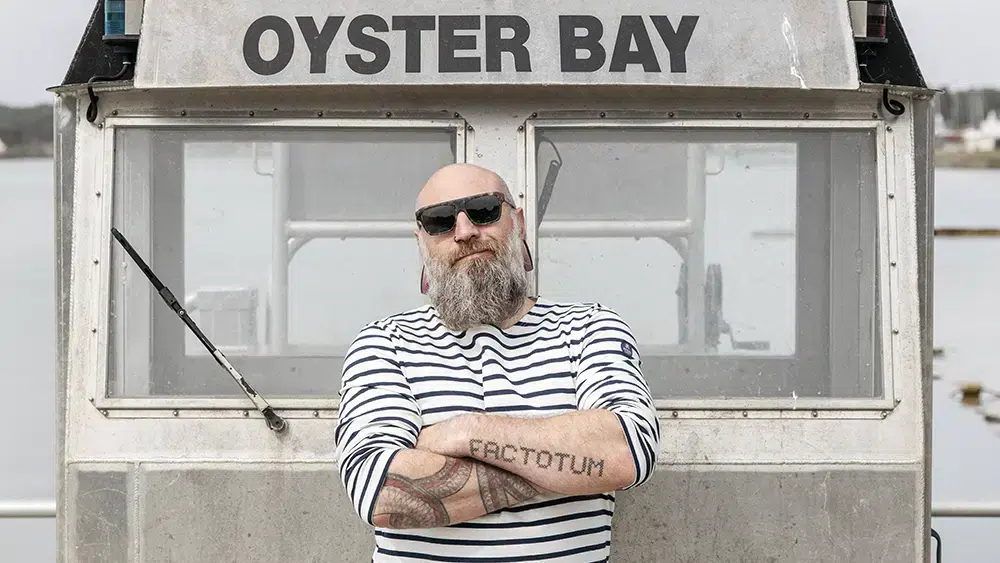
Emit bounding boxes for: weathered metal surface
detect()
[611,467,919,562]
[133,0,859,90]
[137,464,373,563]
[68,465,130,563]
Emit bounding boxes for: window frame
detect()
[520,117,899,414]
[91,115,469,415]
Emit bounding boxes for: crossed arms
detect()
[334,306,660,529]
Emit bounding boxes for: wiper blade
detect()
[111,227,287,434]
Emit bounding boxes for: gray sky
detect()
[0,1,994,106]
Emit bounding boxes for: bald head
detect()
[416,163,513,210]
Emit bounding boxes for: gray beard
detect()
[420,224,529,332]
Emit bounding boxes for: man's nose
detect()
[452,212,480,242]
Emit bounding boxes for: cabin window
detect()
[106,119,465,398]
[526,121,884,401]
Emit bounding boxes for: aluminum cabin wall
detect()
[60,85,929,562]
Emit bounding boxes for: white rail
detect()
[0,500,56,518]
[931,503,1000,518]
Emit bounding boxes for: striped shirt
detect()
[335,299,660,562]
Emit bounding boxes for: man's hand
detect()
[415,410,637,496]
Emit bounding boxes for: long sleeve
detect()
[574,305,661,489]
[334,321,421,525]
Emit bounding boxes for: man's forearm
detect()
[422,409,637,496]
[371,448,544,529]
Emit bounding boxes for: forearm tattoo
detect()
[374,457,539,528]
[469,439,606,477]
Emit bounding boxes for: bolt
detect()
[317,111,323,117]
[891,261,897,267]
[599,111,606,118]
[887,126,893,132]
[888,193,895,199]
[91,327,97,333]
[243,410,249,417]
[385,111,393,118]
[872,113,878,119]
[880,411,888,419]
[668,112,675,118]
[111,110,118,116]
[454,112,460,118]
[98,123,104,129]
[172,410,179,417]
[893,329,900,335]
[672,411,678,418]
[517,125,524,131]
[180,110,187,116]
[467,124,473,131]
[101,410,109,417]
[811,410,818,418]
[742,411,748,417]
[531,112,538,118]
[95,192,101,197]
[804,112,810,118]
[313,410,319,417]
[89,397,95,403]
[249,111,255,116]
[736,112,743,118]
[896,398,902,404]
[93,259,99,265]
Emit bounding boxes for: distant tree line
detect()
[0,103,53,157]
[935,88,1000,130]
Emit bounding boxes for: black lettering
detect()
[295,16,344,74]
[483,441,501,460]
[439,16,481,72]
[346,14,390,75]
[469,439,483,456]
[392,16,435,73]
[243,16,295,76]
[649,15,699,73]
[485,15,531,72]
[587,457,606,477]
[501,445,517,462]
[570,455,589,475]
[609,16,661,72]
[553,452,571,471]
[520,446,536,464]
[536,450,553,468]
[559,15,605,72]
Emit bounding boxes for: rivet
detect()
[98,123,104,129]
[172,410,179,416]
[804,112,810,118]
[101,410,109,417]
[872,113,878,119]
[736,112,743,118]
[811,410,818,418]
[893,328,900,335]
[89,397,95,403]
[668,112,675,118]
[888,193,894,199]
[599,111,606,118]
[243,410,249,417]
[317,111,323,117]
[313,410,319,417]
[249,111,255,116]
[671,411,678,418]
[887,126,893,132]
[895,398,902,405]
[111,110,118,116]
[91,327,97,333]
[385,111,393,118]
[95,192,101,197]
[453,112,460,118]
[880,411,888,419]
[180,110,186,116]
[742,411,748,417]
[517,125,524,131]
[891,261,897,267]
[531,112,538,118]
[93,259,99,265]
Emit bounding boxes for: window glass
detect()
[533,126,881,399]
[108,125,459,397]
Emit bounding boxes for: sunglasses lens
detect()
[419,204,457,235]
[464,194,503,225]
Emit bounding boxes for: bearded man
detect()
[335,163,660,562]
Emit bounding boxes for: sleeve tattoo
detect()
[373,458,539,528]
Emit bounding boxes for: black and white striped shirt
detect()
[335,299,660,562]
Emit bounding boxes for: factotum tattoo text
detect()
[469,439,606,477]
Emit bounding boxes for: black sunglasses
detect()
[415,192,515,236]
